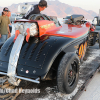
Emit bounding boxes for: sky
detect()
[0,0,100,14]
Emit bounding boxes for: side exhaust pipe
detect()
[0,72,40,84]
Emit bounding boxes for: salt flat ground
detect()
[78,44,100,100]
[78,72,100,100]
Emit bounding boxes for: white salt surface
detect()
[78,72,100,100]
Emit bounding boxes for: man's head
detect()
[38,0,47,11]
[3,7,9,16]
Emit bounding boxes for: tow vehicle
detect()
[87,9,100,48]
[0,14,96,96]
[91,15,100,48]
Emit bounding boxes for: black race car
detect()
[0,14,96,94]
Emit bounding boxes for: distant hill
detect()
[0,0,98,19]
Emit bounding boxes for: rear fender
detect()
[0,34,87,80]
[43,35,88,79]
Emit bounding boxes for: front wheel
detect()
[57,52,80,94]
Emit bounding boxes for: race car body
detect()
[0,14,94,94]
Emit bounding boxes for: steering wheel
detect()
[28,14,51,21]
[28,14,61,27]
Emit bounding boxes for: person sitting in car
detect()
[22,0,47,19]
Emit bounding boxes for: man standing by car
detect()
[22,0,47,19]
[0,7,10,42]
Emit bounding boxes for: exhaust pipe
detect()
[0,72,40,84]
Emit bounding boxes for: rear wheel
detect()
[88,35,96,46]
[57,52,80,94]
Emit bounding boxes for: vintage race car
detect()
[0,14,95,94]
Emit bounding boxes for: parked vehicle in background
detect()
[92,16,100,30]
[9,13,22,23]
[18,3,33,17]
[91,10,100,48]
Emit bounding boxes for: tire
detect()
[88,35,96,46]
[28,14,36,20]
[57,52,80,94]
[28,14,51,21]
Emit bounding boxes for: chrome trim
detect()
[0,72,7,75]
[0,72,40,84]
[7,34,25,86]
[15,76,40,84]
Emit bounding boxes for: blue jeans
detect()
[0,34,8,43]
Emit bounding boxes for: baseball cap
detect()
[3,7,9,12]
[39,0,47,8]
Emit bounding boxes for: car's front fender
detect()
[0,34,86,79]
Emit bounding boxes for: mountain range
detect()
[0,0,98,20]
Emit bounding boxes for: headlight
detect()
[14,22,25,34]
[14,22,38,37]
[14,22,20,30]
[29,23,38,36]
[19,23,24,34]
